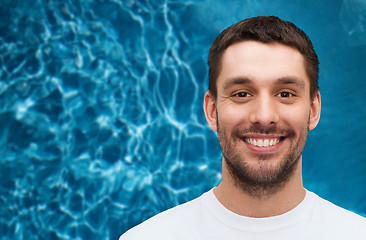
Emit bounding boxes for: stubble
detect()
[217,113,310,199]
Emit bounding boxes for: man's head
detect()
[204,16,321,198]
[208,16,319,100]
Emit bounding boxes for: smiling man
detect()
[204,40,318,212]
[121,16,366,239]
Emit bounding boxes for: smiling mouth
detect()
[244,137,285,147]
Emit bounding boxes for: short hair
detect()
[208,16,319,100]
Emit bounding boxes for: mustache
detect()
[233,125,296,138]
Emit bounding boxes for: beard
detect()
[217,113,309,199]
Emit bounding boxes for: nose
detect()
[249,94,279,126]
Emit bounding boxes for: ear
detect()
[203,91,218,132]
[309,91,321,131]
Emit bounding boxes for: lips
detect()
[241,135,286,153]
[244,137,281,147]
[235,126,293,153]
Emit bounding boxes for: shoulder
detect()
[120,191,208,240]
[309,191,366,236]
[311,192,365,222]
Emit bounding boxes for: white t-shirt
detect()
[120,189,366,239]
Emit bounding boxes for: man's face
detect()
[204,41,321,195]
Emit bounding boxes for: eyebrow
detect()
[274,77,306,89]
[222,77,253,90]
[222,76,306,90]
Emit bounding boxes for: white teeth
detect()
[245,138,280,147]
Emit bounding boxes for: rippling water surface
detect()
[1,0,365,239]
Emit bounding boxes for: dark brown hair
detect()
[208,16,319,99]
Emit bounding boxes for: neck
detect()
[214,157,305,218]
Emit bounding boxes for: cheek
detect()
[217,105,247,129]
[279,105,310,131]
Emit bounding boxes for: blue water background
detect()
[0,0,365,239]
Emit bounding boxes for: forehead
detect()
[217,41,309,91]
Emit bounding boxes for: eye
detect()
[276,92,294,98]
[235,92,252,98]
